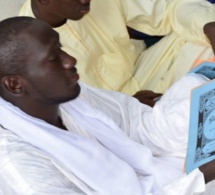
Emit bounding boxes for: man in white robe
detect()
[0,16,214,195]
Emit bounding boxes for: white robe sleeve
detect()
[79,74,209,158]
[79,76,207,194]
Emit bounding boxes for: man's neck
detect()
[14,99,67,130]
[30,106,67,130]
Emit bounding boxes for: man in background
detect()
[19,0,215,94]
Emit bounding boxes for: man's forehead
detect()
[19,22,59,44]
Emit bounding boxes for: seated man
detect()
[19,0,215,94]
[0,16,213,195]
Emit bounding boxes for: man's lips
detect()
[69,67,79,82]
[71,72,79,81]
[80,4,90,14]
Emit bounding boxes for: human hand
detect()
[199,159,215,183]
[204,22,215,55]
[133,90,162,107]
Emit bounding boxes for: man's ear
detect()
[1,76,23,95]
[37,0,50,5]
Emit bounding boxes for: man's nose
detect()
[61,51,77,69]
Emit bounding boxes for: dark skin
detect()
[1,20,80,129]
[31,0,91,28]
[133,90,162,107]
[31,0,162,107]
[204,22,215,55]
[200,160,215,184]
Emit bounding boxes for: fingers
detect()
[132,90,163,107]
[133,90,162,98]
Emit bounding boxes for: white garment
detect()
[0,127,205,195]
[0,74,209,194]
[77,74,209,158]
[203,180,215,195]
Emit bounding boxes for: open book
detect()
[186,62,215,173]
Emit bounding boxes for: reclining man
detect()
[19,0,215,94]
[0,16,214,195]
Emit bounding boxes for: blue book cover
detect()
[186,79,215,173]
[189,62,215,79]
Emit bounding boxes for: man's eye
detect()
[49,54,60,62]
[49,48,61,62]
[49,57,57,62]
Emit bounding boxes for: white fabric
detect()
[0,91,184,195]
[0,100,143,195]
[203,180,215,195]
[0,128,90,195]
[0,74,210,194]
[77,74,209,158]
[0,127,205,195]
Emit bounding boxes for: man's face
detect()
[20,21,81,105]
[48,0,91,20]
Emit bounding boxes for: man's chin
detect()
[68,83,81,102]
[74,83,81,98]
[58,84,81,104]
[70,13,88,21]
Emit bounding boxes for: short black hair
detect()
[0,16,36,78]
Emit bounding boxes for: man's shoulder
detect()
[0,127,43,162]
[0,127,86,195]
[0,127,55,169]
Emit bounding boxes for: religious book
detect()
[189,61,215,79]
[186,78,215,173]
